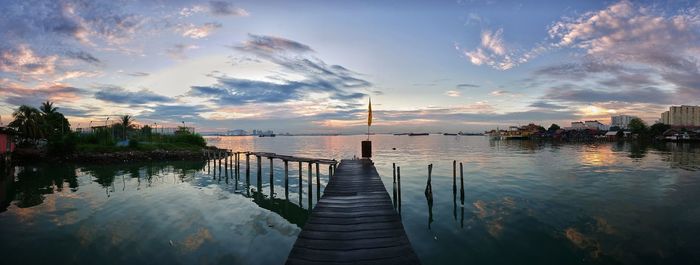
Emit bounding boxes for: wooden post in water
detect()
[245,154,251,196]
[452,160,457,195]
[397,166,402,214]
[298,161,303,206]
[392,163,397,210]
[460,162,465,206]
[425,164,433,202]
[328,164,332,180]
[284,160,289,200]
[307,162,313,209]
[269,157,274,198]
[315,162,320,201]
[256,155,262,192]
[235,152,240,182]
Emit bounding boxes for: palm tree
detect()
[40,101,57,115]
[119,115,135,140]
[9,105,43,142]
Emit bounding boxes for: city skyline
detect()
[1,0,699,133]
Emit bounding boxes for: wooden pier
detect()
[286,159,420,265]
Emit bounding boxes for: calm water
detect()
[1,135,699,264]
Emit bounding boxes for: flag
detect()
[368,97,372,127]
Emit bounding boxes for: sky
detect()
[0,0,699,133]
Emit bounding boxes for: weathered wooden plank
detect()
[285,159,420,265]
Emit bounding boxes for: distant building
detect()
[569,120,608,131]
[585,120,608,131]
[0,129,15,154]
[227,129,248,136]
[571,121,586,130]
[661,105,700,126]
[611,115,637,129]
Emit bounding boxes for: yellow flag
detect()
[368,97,372,127]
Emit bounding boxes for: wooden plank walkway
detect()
[286,159,421,265]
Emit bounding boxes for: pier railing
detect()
[203,149,337,210]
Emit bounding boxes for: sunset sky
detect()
[1,0,699,133]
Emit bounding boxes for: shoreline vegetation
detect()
[4,101,222,164]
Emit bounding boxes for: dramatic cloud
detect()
[547,0,700,94]
[94,86,173,105]
[177,22,222,39]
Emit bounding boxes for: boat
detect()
[408,133,429,136]
[258,133,276,137]
[443,133,458,136]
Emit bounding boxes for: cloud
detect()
[456,83,480,89]
[0,83,88,107]
[547,0,700,93]
[177,22,222,39]
[94,86,173,105]
[166,44,198,59]
[445,90,461,97]
[490,90,510,96]
[0,45,58,77]
[188,34,370,115]
[544,85,674,104]
[457,28,541,70]
[140,104,209,121]
[208,1,250,16]
[529,101,568,110]
[235,34,314,55]
[127,72,149,77]
[66,50,101,64]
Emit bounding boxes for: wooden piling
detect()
[460,162,464,206]
[298,161,303,206]
[315,162,320,201]
[307,162,313,209]
[245,154,251,194]
[284,160,289,200]
[452,160,457,195]
[256,155,262,191]
[397,166,402,214]
[269,157,274,198]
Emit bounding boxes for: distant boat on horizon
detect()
[443,133,458,136]
[408,133,429,136]
[258,133,276,137]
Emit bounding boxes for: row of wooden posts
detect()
[204,149,337,209]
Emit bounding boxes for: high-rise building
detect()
[611,115,637,129]
[660,105,700,126]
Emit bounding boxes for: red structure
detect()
[0,132,15,154]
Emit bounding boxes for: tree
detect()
[628,118,648,135]
[118,115,135,140]
[649,123,670,137]
[38,101,70,137]
[548,124,561,132]
[39,101,57,115]
[9,105,43,142]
